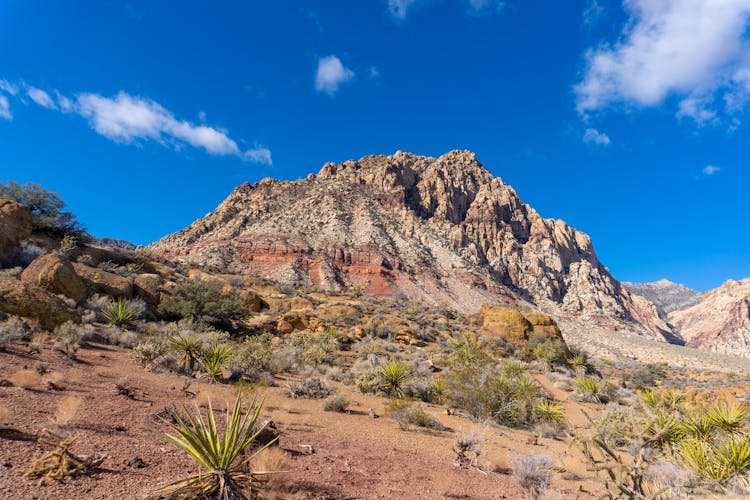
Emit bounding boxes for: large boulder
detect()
[72,263,133,299]
[276,310,322,334]
[0,198,32,252]
[20,253,88,304]
[133,273,163,306]
[0,277,79,329]
[240,289,268,313]
[479,304,568,355]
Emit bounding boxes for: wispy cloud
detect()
[575,0,750,125]
[27,87,57,109]
[582,127,610,146]
[0,80,18,96]
[386,0,508,20]
[0,80,271,164]
[315,55,355,95]
[582,0,603,28]
[702,165,720,176]
[387,0,418,20]
[0,95,11,120]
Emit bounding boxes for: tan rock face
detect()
[0,198,32,251]
[20,253,88,304]
[72,263,133,299]
[669,278,750,357]
[0,277,78,330]
[133,273,163,306]
[479,305,568,356]
[151,150,666,340]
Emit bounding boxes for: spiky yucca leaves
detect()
[101,298,140,328]
[679,411,718,442]
[378,359,411,398]
[201,343,233,383]
[679,436,750,486]
[169,334,202,373]
[150,395,276,500]
[639,389,660,409]
[533,399,566,426]
[566,354,588,375]
[574,376,605,403]
[706,402,750,436]
[644,412,682,449]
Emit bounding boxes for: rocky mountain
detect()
[151,150,671,340]
[623,279,703,317]
[668,278,750,357]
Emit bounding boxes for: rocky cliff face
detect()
[151,150,669,339]
[623,279,703,317]
[669,278,750,357]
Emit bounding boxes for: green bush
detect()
[386,400,443,431]
[101,298,144,328]
[0,181,84,236]
[158,279,247,328]
[323,394,350,412]
[378,359,412,398]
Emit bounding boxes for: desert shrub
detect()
[626,363,667,390]
[0,181,84,236]
[150,395,274,499]
[512,454,552,499]
[378,359,412,398]
[574,375,615,403]
[230,333,274,379]
[0,323,25,350]
[0,240,46,269]
[53,321,85,359]
[291,328,340,367]
[386,400,443,431]
[351,359,381,395]
[323,394,350,412]
[567,353,589,375]
[531,340,564,371]
[533,399,566,426]
[158,278,247,328]
[133,341,166,369]
[453,430,483,468]
[286,372,333,399]
[593,404,648,448]
[101,297,145,328]
[168,333,202,373]
[200,343,233,383]
[34,361,49,375]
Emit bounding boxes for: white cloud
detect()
[387,0,417,20]
[0,95,11,120]
[582,0,603,27]
[0,80,18,96]
[575,0,750,123]
[582,127,611,146]
[703,165,720,176]
[466,0,507,14]
[315,55,355,95]
[27,87,56,109]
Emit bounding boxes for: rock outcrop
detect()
[623,279,703,317]
[479,305,569,356]
[0,198,32,252]
[668,278,750,357]
[0,277,79,329]
[20,253,88,304]
[151,150,668,340]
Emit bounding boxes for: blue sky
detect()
[1,0,749,291]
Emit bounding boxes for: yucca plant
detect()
[680,410,719,441]
[714,435,750,487]
[574,376,603,403]
[660,389,686,412]
[150,395,276,499]
[566,354,588,375]
[101,298,141,328]
[502,359,527,377]
[707,402,749,436]
[378,359,411,398]
[639,389,660,409]
[644,411,682,449]
[169,334,202,373]
[533,399,566,426]
[201,343,233,383]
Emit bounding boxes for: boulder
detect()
[240,290,268,313]
[20,253,88,304]
[0,277,79,329]
[479,305,568,355]
[73,262,133,298]
[276,310,322,334]
[0,198,32,251]
[133,273,163,306]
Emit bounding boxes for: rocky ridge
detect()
[623,279,703,317]
[668,278,750,357]
[151,150,670,340]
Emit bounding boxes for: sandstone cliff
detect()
[669,278,750,357]
[151,150,669,339]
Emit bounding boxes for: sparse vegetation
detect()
[323,394,350,413]
[0,180,85,236]
[158,278,247,328]
[150,395,275,499]
[512,454,552,500]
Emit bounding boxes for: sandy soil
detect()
[0,342,599,499]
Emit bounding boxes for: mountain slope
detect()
[669,278,750,357]
[623,279,703,317]
[151,150,669,339]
